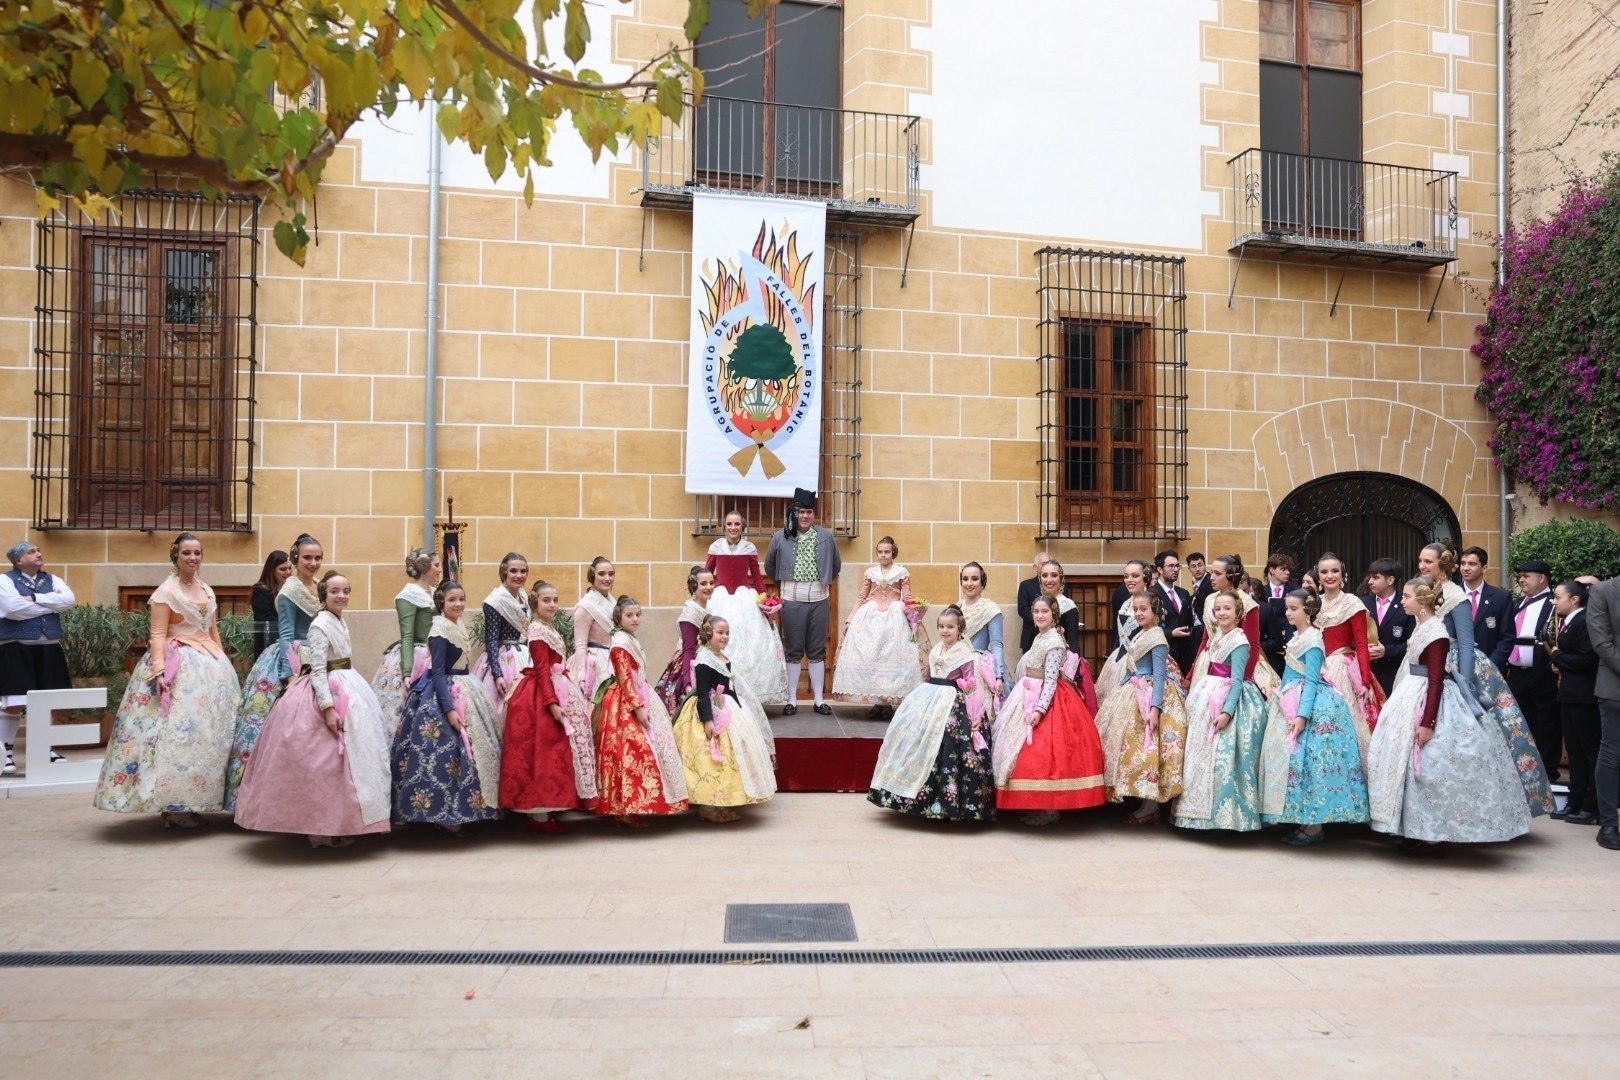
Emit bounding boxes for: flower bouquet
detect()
[903,597,929,644]
[757,594,783,622]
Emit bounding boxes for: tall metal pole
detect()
[1497,0,1512,569]
[423,119,443,549]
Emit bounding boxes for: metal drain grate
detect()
[724,903,858,944]
[3,940,1619,969]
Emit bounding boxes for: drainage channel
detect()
[3,941,1617,969]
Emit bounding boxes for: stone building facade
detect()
[0,0,1510,669]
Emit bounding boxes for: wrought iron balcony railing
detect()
[641,96,921,226]
[1228,148,1459,267]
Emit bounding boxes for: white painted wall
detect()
[910,0,1221,250]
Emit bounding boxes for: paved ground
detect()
[4,786,1619,1078]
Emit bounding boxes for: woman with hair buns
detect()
[475,552,532,721]
[1417,541,1553,817]
[94,534,239,828]
[654,566,714,714]
[1173,590,1269,832]
[500,580,598,833]
[672,615,777,822]
[392,580,503,834]
[371,547,441,736]
[958,562,1007,702]
[1094,589,1189,822]
[226,534,323,810]
[1313,552,1384,761]
[566,557,618,702]
[1096,561,1150,709]
[591,595,689,825]
[1366,576,1532,853]
[1037,560,1099,713]
[1259,588,1369,845]
[870,605,997,821]
[705,510,790,706]
[1198,555,1278,690]
[234,571,393,848]
[833,535,924,719]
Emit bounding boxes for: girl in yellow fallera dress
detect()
[672,617,778,822]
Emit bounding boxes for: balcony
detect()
[1228,148,1459,269]
[640,96,921,227]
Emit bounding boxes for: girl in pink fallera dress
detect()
[234,572,393,847]
[705,512,790,706]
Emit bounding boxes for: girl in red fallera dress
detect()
[499,581,599,834]
[591,595,690,827]
[991,595,1107,826]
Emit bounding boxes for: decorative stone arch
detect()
[1250,399,1479,517]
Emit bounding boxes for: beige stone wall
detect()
[0,0,1513,669]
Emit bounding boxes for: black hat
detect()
[792,488,817,511]
[1514,560,1553,576]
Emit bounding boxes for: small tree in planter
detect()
[57,605,145,743]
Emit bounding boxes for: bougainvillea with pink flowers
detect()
[1473,167,1620,509]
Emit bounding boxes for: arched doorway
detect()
[1268,472,1460,583]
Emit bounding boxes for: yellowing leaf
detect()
[68,54,110,108]
[34,188,62,217]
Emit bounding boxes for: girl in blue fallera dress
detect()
[1260,589,1369,845]
[392,581,504,834]
[225,534,323,810]
[1173,592,1269,832]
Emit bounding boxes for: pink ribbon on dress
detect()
[1019,676,1043,743]
[286,640,304,677]
[549,664,574,736]
[708,691,734,763]
[1129,676,1157,751]
[408,645,430,684]
[1412,735,1424,778]
[1204,675,1232,746]
[963,653,997,752]
[156,640,182,717]
[1279,682,1304,754]
[450,681,474,760]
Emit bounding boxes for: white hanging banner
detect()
[685,192,825,496]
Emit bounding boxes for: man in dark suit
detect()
[1258,553,1295,675]
[1152,550,1195,672]
[1585,566,1620,851]
[1362,558,1413,696]
[1551,581,1600,824]
[1459,546,1513,669]
[1016,552,1050,652]
[1505,559,1561,782]
[1185,552,1214,656]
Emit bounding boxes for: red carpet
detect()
[773,736,883,792]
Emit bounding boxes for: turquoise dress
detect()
[1174,635,1268,831]
[1263,628,1369,826]
[224,580,317,809]
[1440,585,1553,817]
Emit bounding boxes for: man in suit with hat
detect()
[763,488,841,716]
[1505,559,1561,782]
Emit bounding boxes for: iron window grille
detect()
[32,188,259,532]
[1036,247,1188,541]
[695,232,862,539]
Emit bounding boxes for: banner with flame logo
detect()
[685,192,825,495]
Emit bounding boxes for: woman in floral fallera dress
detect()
[832,536,924,719]
[1095,561,1149,710]
[370,548,439,738]
[475,552,533,723]
[592,596,690,826]
[1260,590,1369,845]
[225,534,323,810]
[654,566,713,714]
[500,581,599,834]
[234,572,393,848]
[1174,592,1269,832]
[94,534,240,828]
[391,582,503,834]
[1416,541,1553,817]
[869,606,998,821]
[1366,576,1531,854]
[705,512,790,706]
[672,617,777,822]
[1095,591,1189,823]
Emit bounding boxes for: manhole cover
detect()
[724,903,858,944]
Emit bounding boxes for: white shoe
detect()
[1021,809,1060,827]
[1,753,14,775]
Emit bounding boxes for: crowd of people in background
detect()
[3,505,1619,858]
